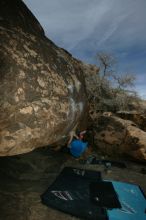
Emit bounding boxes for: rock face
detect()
[0,0,87,156]
[94,115,146,161]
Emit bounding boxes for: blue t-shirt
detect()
[69,139,88,158]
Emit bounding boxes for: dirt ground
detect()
[0,147,145,220]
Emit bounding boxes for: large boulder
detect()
[0,0,88,156]
[94,115,146,161]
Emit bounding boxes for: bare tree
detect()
[86,52,140,112]
[96,52,116,79]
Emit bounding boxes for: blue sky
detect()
[24,0,146,99]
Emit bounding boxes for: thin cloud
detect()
[24,0,146,98]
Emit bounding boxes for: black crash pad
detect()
[41,167,108,220]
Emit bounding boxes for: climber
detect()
[67,130,91,158]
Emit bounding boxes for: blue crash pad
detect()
[108,181,146,220]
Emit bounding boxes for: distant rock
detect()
[116,111,146,132]
[0,0,88,156]
[139,99,146,113]
[94,114,146,162]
